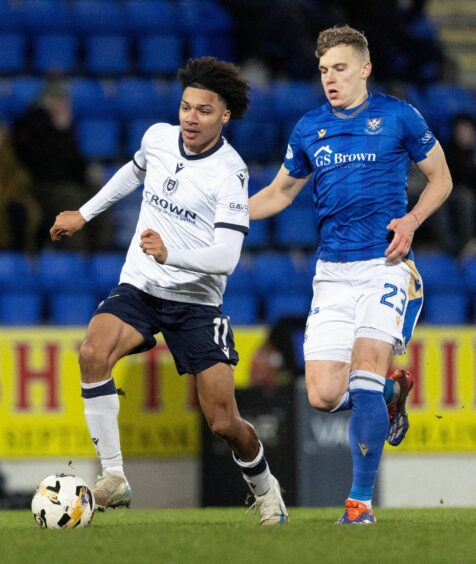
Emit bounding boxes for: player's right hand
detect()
[50,211,86,241]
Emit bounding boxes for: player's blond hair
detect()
[316,25,370,61]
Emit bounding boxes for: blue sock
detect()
[330,390,352,412]
[348,370,389,502]
[383,378,394,405]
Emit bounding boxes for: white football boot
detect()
[251,475,288,525]
[92,472,132,511]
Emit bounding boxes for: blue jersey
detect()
[283,92,437,261]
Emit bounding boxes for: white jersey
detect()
[120,123,249,306]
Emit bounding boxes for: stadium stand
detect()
[0,0,474,325]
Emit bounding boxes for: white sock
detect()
[233,442,271,496]
[82,379,123,473]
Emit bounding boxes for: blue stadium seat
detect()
[72,1,127,34]
[77,118,121,160]
[0,293,43,325]
[22,0,74,33]
[274,206,317,248]
[246,86,276,120]
[38,251,93,293]
[125,118,156,155]
[0,2,22,33]
[125,1,182,34]
[265,291,310,324]
[224,262,255,295]
[0,252,38,291]
[179,0,232,34]
[70,78,118,119]
[90,252,125,295]
[273,81,325,121]
[84,35,130,75]
[415,252,465,293]
[0,34,27,73]
[117,78,180,121]
[189,34,233,61]
[48,292,98,326]
[33,34,79,73]
[423,293,468,325]
[222,293,258,325]
[244,219,270,249]
[10,77,44,117]
[231,120,280,162]
[137,34,183,75]
[463,258,476,294]
[253,252,312,295]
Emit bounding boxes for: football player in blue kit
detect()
[249,25,452,523]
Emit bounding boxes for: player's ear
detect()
[362,61,372,79]
[222,109,231,124]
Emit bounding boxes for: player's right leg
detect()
[79,311,146,510]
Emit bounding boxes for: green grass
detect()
[1,507,475,564]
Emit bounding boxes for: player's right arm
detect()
[50,160,145,241]
[248,167,310,220]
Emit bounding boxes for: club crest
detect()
[163,176,179,196]
[366,117,383,133]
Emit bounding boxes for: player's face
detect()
[318,44,371,109]
[179,87,231,153]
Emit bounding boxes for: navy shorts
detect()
[94,283,239,375]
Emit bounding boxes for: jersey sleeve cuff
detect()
[215,222,249,235]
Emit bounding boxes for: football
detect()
[31,474,95,529]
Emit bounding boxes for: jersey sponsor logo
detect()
[317,128,327,139]
[421,130,433,144]
[314,145,376,168]
[286,144,293,159]
[175,162,185,174]
[229,202,248,212]
[144,191,197,223]
[366,117,383,134]
[163,176,179,196]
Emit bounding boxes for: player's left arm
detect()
[139,227,244,275]
[385,143,452,262]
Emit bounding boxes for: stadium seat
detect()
[70,78,118,119]
[265,291,310,324]
[222,293,259,325]
[273,81,325,121]
[274,207,317,249]
[423,293,468,325]
[245,86,276,120]
[224,262,255,295]
[37,251,93,293]
[0,292,43,325]
[125,0,181,34]
[77,118,121,160]
[71,1,127,34]
[22,0,74,33]
[189,34,233,61]
[10,77,44,117]
[33,34,79,73]
[48,292,98,326]
[231,120,280,162]
[253,252,312,295]
[0,2,22,33]
[117,78,180,122]
[415,252,465,293]
[90,252,125,295]
[137,34,183,75]
[244,219,270,250]
[463,258,476,294]
[0,252,38,291]
[84,35,131,75]
[125,118,156,155]
[0,34,27,73]
[179,0,232,34]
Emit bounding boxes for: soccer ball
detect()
[31,474,95,529]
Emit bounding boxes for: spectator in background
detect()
[12,79,104,251]
[0,123,40,252]
[431,113,476,256]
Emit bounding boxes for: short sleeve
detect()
[133,125,156,171]
[282,118,312,178]
[214,167,249,235]
[401,101,437,163]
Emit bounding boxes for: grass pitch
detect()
[1,507,475,564]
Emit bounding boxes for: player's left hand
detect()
[385,213,419,262]
[140,229,168,264]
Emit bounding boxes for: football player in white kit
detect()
[50,57,287,525]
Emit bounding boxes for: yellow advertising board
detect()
[388,327,476,453]
[0,327,267,458]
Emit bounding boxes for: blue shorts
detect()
[95,283,239,375]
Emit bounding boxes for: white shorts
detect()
[304,257,423,363]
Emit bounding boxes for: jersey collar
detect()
[178,132,224,160]
[330,93,372,119]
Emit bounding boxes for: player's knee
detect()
[207,414,236,440]
[307,389,337,412]
[79,341,111,381]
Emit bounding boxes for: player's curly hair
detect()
[316,25,370,61]
[177,57,250,120]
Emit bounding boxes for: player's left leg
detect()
[195,362,288,525]
[336,337,393,525]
